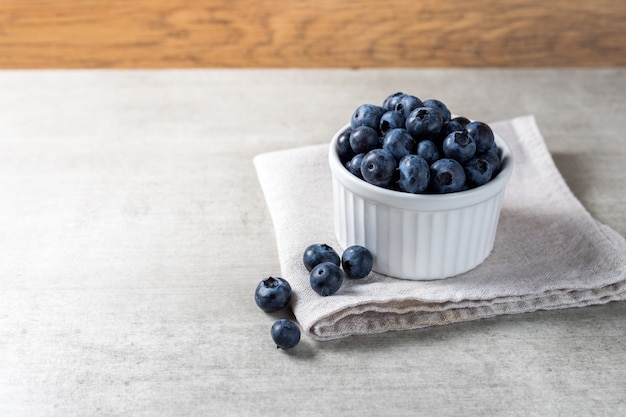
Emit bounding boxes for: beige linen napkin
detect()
[254,115,626,341]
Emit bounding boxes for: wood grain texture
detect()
[1,0,625,68]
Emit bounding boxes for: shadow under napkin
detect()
[254,115,626,341]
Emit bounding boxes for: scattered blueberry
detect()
[271,319,301,350]
[361,148,397,187]
[430,158,467,193]
[351,104,385,132]
[341,245,374,279]
[310,262,344,296]
[303,243,341,272]
[379,110,406,135]
[349,125,380,154]
[442,131,476,163]
[382,128,415,161]
[398,154,430,194]
[254,276,292,312]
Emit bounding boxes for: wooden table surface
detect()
[0,69,624,417]
[1,1,626,68]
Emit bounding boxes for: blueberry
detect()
[466,121,495,153]
[481,149,501,178]
[464,154,495,187]
[423,99,451,123]
[379,110,406,135]
[349,125,380,154]
[487,141,499,156]
[405,107,443,141]
[398,154,430,193]
[351,104,385,132]
[335,127,355,164]
[395,94,424,119]
[346,153,366,178]
[442,131,476,163]
[360,148,397,187]
[416,140,440,165]
[430,158,467,193]
[382,92,406,112]
[450,116,471,129]
[310,262,344,296]
[271,319,301,350]
[254,276,292,312]
[438,119,466,142]
[303,243,340,272]
[382,128,415,161]
[341,245,373,279]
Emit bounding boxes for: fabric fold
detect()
[254,115,626,341]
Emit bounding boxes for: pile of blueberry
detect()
[304,243,373,295]
[254,243,373,350]
[337,92,502,193]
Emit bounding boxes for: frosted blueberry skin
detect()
[335,127,355,164]
[379,110,406,135]
[346,153,366,178]
[464,154,495,187]
[482,148,501,178]
[271,319,301,350]
[450,116,471,129]
[382,92,406,112]
[405,107,444,141]
[303,243,340,272]
[382,128,415,161]
[423,99,451,124]
[254,277,292,313]
[360,148,397,187]
[430,158,467,193]
[466,121,495,153]
[442,131,477,163]
[395,94,424,119]
[309,262,344,296]
[351,104,385,132]
[349,125,380,154]
[398,154,430,194]
[438,119,466,144]
[341,245,374,279]
[416,140,441,166]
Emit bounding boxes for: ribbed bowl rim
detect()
[328,123,514,211]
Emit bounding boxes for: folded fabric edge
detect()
[307,281,626,341]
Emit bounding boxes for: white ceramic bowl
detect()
[329,124,514,280]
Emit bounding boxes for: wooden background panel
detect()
[0,0,625,68]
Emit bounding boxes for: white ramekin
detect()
[329,124,514,280]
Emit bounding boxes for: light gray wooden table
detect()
[0,69,624,417]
